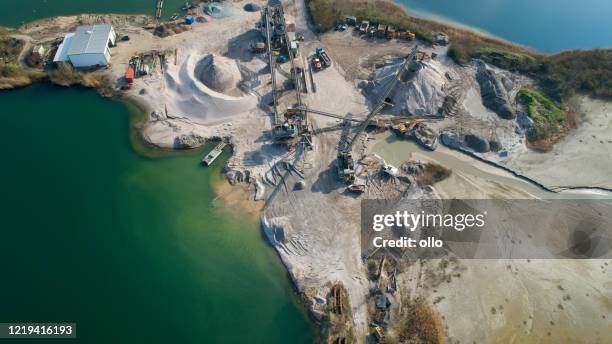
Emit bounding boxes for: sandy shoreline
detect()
[212,174,263,221]
[3,1,612,342]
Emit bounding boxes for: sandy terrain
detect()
[125,3,608,341]
[11,0,612,342]
[212,175,263,220]
[504,97,612,190]
[423,258,612,343]
[372,132,612,342]
[94,4,612,342]
[112,2,376,336]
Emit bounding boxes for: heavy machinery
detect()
[264,4,311,150]
[311,47,332,71]
[337,152,356,183]
[336,46,419,184]
[396,118,424,134]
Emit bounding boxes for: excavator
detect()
[396,118,424,134]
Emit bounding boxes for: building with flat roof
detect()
[53,24,116,68]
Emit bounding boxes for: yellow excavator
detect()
[397,118,424,134]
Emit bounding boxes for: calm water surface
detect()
[1,1,609,342]
[399,0,612,52]
[0,84,313,343]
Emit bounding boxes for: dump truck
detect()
[311,48,331,71]
[311,47,332,71]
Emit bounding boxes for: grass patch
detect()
[518,88,565,142]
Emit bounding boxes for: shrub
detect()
[518,88,565,141]
[418,163,451,186]
[0,62,19,76]
[397,298,446,344]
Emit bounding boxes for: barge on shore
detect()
[202,141,226,166]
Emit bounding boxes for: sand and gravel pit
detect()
[195,53,242,95]
[142,49,257,124]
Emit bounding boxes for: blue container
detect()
[185,16,194,25]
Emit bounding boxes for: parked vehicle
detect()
[359,20,370,33]
[345,16,357,26]
[311,47,331,71]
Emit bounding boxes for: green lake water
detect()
[0,84,313,343]
[2,0,187,27]
[2,1,609,342]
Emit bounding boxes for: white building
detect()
[53,24,116,68]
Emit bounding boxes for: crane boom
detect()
[336,45,418,186]
[296,106,363,122]
[345,45,418,152]
[263,7,279,125]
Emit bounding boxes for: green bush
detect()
[518,88,565,141]
[308,0,342,32]
[447,45,469,64]
[543,49,612,98]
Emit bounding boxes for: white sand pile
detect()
[138,50,257,129]
[367,59,447,117]
[195,53,241,94]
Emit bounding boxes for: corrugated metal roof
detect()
[67,24,112,56]
[53,33,75,62]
